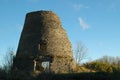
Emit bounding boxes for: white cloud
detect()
[78,17,90,30]
[17,24,23,31]
[73,4,89,11]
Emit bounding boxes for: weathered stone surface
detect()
[13,11,75,74]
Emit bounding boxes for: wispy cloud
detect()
[78,17,90,30]
[16,24,23,31]
[73,4,89,11]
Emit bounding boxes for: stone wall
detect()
[13,11,76,74]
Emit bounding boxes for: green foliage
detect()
[84,61,120,73]
[111,65,120,73]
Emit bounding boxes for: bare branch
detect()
[3,48,15,72]
[74,42,87,65]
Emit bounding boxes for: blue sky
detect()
[0,0,120,65]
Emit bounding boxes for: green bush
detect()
[84,61,114,72]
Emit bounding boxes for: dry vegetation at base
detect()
[0,71,120,80]
[36,72,120,80]
[75,65,95,72]
[1,62,120,80]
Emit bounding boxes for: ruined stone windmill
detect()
[13,11,75,74]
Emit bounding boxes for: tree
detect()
[3,48,15,72]
[74,42,88,65]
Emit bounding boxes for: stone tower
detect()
[13,11,75,74]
